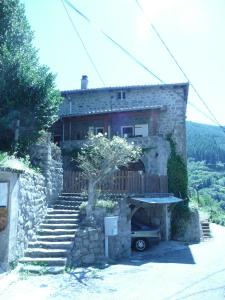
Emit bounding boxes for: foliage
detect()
[190,194,225,226]
[76,133,141,217]
[0,151,8,163]
[171,203,192,237]
[0,0,62,155]
[77,133,142,182]
[0,151,39,173]
[167,135,188,199]
[79,199,117,213]
[188,159,225,226]
[188,159,225,209]
[187,121,225,164]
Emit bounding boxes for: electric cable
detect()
[64,0,164,83]
[135,0,225,132]
[61,0,105,86]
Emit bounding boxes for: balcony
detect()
[61,135,165,151]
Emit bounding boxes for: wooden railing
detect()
[63,170,168,194]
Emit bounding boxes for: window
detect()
[117,91,126,99]
[134,124,149,137]
[121,126,133,138]
[96,127,104,134]
[88,126,94,134]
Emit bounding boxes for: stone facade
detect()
[16,171,47,258]
[0,142,63,270]
[54,82,188,175]
[68,227,104,267]
[173,208,201,243]
[30,135,63,204]
[69,197,131,267]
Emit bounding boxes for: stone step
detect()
[44,218,79,224]
[28,241,72,250]
[203,232,212,236]
[53,199,83,205]
[202,229,211,232]
[37,234,75,242]
[52,205,81,210]
[19,257,67,266]
[39,223,78,230]
[46,213,79,219]
[38,228,78,235]
[24,248,68,258]
[47,209,79,214]
[19,265,65,275]
[60,193,86,198]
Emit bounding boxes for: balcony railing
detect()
[63,170,168,194]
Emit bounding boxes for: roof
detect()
[60,105,165,118]
[131,196,183,205]
[61,82,189,97]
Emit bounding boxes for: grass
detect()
[0,152,40,173]
[190,194,225,226]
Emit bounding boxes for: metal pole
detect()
[165,204,169,241]
[105,235,109,258]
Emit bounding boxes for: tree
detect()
[0,0,62,154]
[77,134,142,217]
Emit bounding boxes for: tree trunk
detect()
[86,179,96,218]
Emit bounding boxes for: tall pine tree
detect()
[0,0,62,154]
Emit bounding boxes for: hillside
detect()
[187,121,225,164]
[187,122,225,224]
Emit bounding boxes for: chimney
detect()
[81,75,88,89]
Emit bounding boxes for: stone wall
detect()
[173,208,201,243]
[68,197,131,267]
[68,227,104,267]
[16,171,47,258]
[30,136,63,204]
[0,140,63,270]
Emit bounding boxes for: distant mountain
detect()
[187,121,225,164]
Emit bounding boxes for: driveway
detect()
[0,223,225,300]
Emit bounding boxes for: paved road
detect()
[0,223,225,300]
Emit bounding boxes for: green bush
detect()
[79,199,117,213]
[171,203,192,237]
[167,136,188,199]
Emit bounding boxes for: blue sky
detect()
[21,0,225,125]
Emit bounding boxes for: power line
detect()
[135,0,225,132]
[64,0,164,83]
[63,0,225,128]
[61,0,105,86]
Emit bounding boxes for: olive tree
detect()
[77,134,142,217]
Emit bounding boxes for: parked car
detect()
[131,221,161,251]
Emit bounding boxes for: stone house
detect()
[52,76,190,242]
[53,75,188,176]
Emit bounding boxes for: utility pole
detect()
[14,119,20,152]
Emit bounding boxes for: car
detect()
[131,221,161,251]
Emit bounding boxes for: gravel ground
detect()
[0,223,225,300]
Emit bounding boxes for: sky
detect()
[21,0,225,126]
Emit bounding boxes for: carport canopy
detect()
[130,194,184,241]
[131,195,183,205]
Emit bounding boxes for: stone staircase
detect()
[201,219,212,240]
[19,193,86,274]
